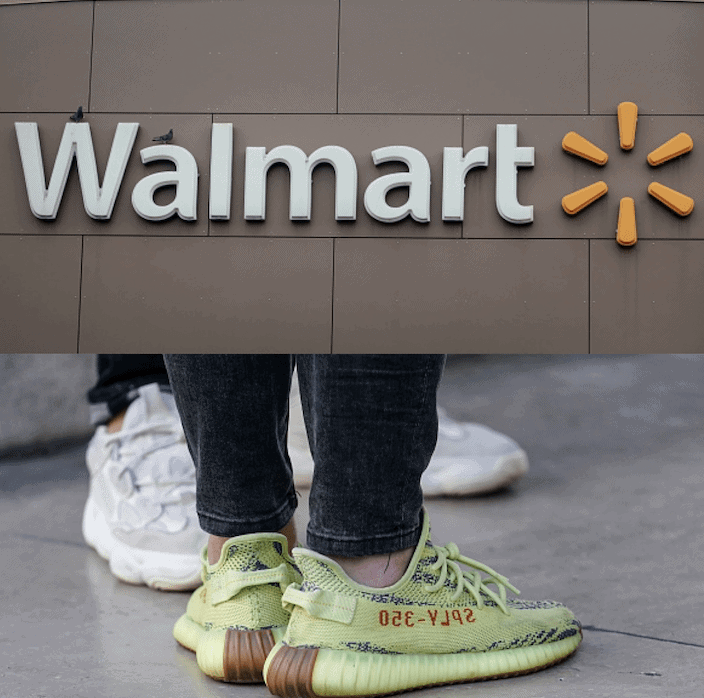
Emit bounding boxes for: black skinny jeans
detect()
[86,354,170,424]
[163,355,446,557]
[87,354,446,556]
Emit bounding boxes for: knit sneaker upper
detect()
[281,511,580,655]
[184,534,302,633]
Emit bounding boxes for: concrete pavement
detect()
[0,355,94,458]
[1,355,702,697]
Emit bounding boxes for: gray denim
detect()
[163,355,446,557]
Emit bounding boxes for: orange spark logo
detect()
[561,102,694,247]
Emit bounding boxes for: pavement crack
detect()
[582,625,704,649]
[14,533,88,549]
[617,671,663,677]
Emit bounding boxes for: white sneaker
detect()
[420,407,529,496]
[287,374,528,496]
[82,383,206,590]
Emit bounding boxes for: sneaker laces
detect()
[105,419,195,506]
[424,542,520,615]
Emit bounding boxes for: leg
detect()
[298,354,445,584]
[163,354,298,551]
[163,354,302,683]
[288,360,530,498]
[265,354,581,697]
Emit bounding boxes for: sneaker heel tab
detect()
[208,536,242,568]
[205,551,225,571]
[269,533,301,563]
[138,382,172,420]
[199,545,211,576]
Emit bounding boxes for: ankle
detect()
[279,518,298,553]
[207,535,230,565]
[106,409,127,434]
[207,518,298,565]
[330,547,415,588]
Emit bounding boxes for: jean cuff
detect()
[305,518,423,557]
[197,492,298,538]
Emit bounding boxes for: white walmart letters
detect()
[495,124,534,224]
[441,146,489,221]
[364,146,431,223]
[209,123,233,220]
[244,144,357,221]
[14,122,535,224]
[14,122,138,220]
[131,145,198,221]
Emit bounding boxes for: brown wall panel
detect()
[0,1,92,112]
[338,0,588,115]
[332,239,588,353]
[4,113,699,240]
[591,240,704,353]
[462,115,704,240]
[591,1,704,115]
[1,1,88,5]
[79,236,333,352]
[211,115,462,238]
[91,0,338,114]
[1,0,702,353]
[1,114,211,236]
[0,235,81,351]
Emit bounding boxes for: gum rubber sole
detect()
[223,628,278,682]
[174,614,285,683]
[264,632,582,698]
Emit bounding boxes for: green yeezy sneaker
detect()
[173,532,301,683]
[264,510,581,697]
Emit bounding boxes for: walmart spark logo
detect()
[560,102,694,247]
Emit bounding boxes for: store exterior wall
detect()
[1,0,703,352]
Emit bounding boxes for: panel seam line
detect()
[87,1,96,112]
[76,235,85,353]
[330,237,336,353]
[336,0,341,114]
